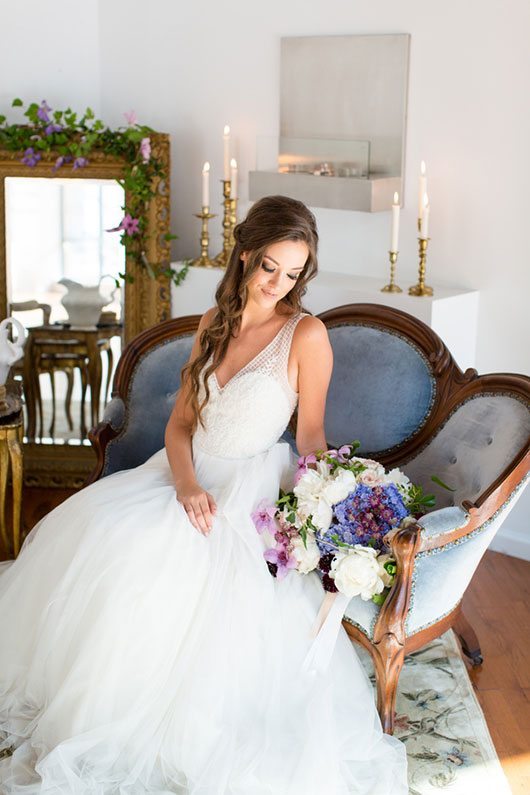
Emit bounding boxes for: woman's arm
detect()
[164,307,217,536]
[293,316,333,456]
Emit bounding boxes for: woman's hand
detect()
[177,481,217,536]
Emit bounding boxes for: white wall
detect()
[3,0,529,554]
[0,1,101,121]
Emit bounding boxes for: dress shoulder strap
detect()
[274,311,309,370]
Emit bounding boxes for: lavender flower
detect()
[263,546,297,579]
[73,157,88,170]
[21,148,41,167]
[45,123,62,136]
[251,499,277,534]
[37,100,51,123]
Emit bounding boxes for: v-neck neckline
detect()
[212,314,296,392]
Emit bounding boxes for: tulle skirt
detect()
[0,440,408,794]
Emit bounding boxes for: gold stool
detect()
[0,383,24,558]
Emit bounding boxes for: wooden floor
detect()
[461,550,530,795]
[2,491,529,793]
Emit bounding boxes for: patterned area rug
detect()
[357,629,512,794]
[1,631,510,793]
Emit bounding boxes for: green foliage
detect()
[0,98,188,288]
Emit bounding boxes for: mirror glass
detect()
[5,176,125,445]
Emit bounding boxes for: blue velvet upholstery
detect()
[403,394,530,508]
[324,325,435,454]
[100,334,194,478]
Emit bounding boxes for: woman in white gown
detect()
[0,196,408,794]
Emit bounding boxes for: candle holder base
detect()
[192,207,217,268]
[408,284,433,297]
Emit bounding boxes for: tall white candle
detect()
[230,157,238,199]
[418,160,427,220]
[390,191,400,252]
[420,193,430,238]
[202,161,210,208]
[223,125,230,180]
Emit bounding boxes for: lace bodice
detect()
[192,312,307,459]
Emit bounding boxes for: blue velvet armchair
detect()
[88,304,530,734]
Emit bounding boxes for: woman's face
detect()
[243,239,309,309]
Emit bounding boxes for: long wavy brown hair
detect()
[182,194,319,429]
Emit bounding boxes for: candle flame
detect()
[224,125,230,136]
[393,192,399,204]
[421,160,426,175]
[230,158,237,168]
[203,161,210,172]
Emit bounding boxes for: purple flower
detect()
[21,147,41,167]
[37,100,51,123]
[124,109,137,126]
[263,546,297,579]
[73,157,88,170]
[251,499,277,534]
[52,156,65,172]
[107,214,140,236]
[45,123,62,136]
[140,137,151,163]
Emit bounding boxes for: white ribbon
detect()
[302,590,351,676]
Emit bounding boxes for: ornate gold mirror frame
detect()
[0,133,171,487]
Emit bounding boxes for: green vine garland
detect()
[0,98,189,287]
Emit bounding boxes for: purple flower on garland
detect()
[45,123,62,136]
[318,483,409,555]
[106,214,140,236]
[73,157,89,170]
[37,100,51,123]
[251,499,277,534]
[52,156,65,172]
[140,137,151,163]
[124,109,137,126]
[21,147,41,167]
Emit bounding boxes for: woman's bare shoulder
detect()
[292,314,331,357]
[198,306,218,331]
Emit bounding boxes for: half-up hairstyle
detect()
[182,194,319,430]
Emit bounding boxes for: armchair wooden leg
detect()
[373,635,405,734]
[454,608,483,666]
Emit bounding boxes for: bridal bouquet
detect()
[252,442,439,606]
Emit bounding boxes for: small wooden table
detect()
[23,323,122,441]
[0,383,23,557]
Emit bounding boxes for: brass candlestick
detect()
[409,237,433,296]
[191,206,217,268]
[381,251,402,293]
[213,180,236,268]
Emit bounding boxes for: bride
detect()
[0,195,408,793]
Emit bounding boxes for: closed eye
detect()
[261,263,300,281]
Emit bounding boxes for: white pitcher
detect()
[0,317,26,386]
[59,277,115,326]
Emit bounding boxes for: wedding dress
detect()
[0,311,408,794]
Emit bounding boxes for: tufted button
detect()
[487,437,493,445]
[450,456,457,464]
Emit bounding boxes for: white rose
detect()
[330,546,385,600]
[357,469,385,487]
[385,468,411,493]
[322,468,357,506]
[294,466,334,532]
[291,535,321,574]
[377,553,396,588]
[351,457,386,476]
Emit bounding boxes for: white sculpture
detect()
[59,278,115,327]
[0,317,26,387]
